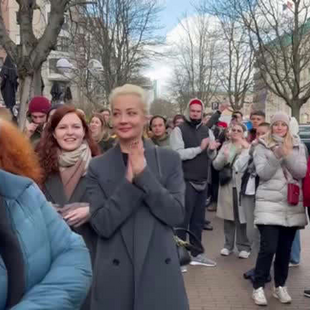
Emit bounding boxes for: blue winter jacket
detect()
[0,170,92,310]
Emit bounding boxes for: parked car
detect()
[299,125,310,154]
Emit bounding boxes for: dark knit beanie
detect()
[28,97,51,114]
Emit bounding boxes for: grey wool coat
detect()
[86,141,189,310]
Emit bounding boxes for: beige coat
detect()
[213,142,248,223]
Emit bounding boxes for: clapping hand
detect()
[200,138,210,151]
[219,102,229,113]
[272,145,286,158]
[126,140,146,183]
[209,140,221,151]
[236,137,250,149]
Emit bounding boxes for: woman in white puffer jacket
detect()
[251,112,307,307]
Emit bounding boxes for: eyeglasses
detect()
[232,129,243,133]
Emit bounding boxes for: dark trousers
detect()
[177,181,207,257]
[210,166,219,203]
[253,225,297,289]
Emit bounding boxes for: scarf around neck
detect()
[58,142,92,199]
[271,134,284,144]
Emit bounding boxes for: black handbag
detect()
[174,228,205,266]
[219,164,233,186]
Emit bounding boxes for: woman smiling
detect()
[251,112,307,306]
[36,106,100,309]
[36,106,100,255]
[86,84,189,310]
[89,113,114,152]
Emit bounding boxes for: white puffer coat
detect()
[253,137,308,227]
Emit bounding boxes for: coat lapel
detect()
[134,141,157,294]
[44,174,67,206]
[107,144,135,264]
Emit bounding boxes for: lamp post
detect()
[56,58,103,105]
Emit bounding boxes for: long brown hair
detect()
[90,113,110,142]
[0,119,43,184]
[36,105,100,181]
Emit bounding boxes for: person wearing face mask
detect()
[170,98,221,269]
[86,84,189,310]
[0,119,92,310]
[251,112,307,306]
[89,113,115,152]
[36,106,100,309]
[213,123,251,259]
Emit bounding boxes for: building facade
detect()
[0,0,80,106]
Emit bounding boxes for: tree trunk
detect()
[291,103,300,122]
[33,68,43,96]
[18,75,33,130]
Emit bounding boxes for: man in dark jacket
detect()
[170,98,220,269]
[24,96,51,145]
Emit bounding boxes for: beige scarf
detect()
[58,142,92,199]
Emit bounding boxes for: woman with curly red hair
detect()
[0,119,42,184]
[36,106,100,250]
[36,105,100,309]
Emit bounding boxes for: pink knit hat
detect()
[270,112,290,127]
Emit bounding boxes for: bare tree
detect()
[168,67,193,113]
[198,0,254,111]
[0,0,71,128]
[211,0,310,120]
[149,98,178,117]
[168,12,220,109]
[68,0,163,106]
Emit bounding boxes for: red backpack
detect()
[303,157,310,207]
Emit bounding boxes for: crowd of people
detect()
[0,84,310,309]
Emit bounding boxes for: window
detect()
[62,15,69,31]
[49,58,59,74]
[16,12,20,25]
[56,37,70,53]
[15,34,21,45]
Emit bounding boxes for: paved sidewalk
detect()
[184,211,310,310]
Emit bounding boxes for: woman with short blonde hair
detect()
[87,84,189,310]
